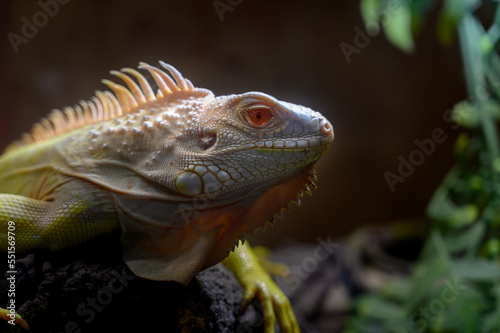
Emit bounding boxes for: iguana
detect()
[0,61,333,332]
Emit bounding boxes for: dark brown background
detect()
[0,1,465,246]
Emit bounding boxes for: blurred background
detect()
[0,0,466,246]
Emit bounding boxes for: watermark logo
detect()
[384,72,500,192]
[213,0,243,22]
[339,0,403,63]
[47,266,137,332]
[280,235,340,291]
[7,0,71,54]
[406,277,468,333]
[75,267,136,325]
[4,221,17,326]
[384,127,449,192]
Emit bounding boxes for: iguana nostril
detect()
[320,118,332,134]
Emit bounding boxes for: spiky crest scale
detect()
[4,61,206,153]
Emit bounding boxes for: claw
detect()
[0,308,29,330]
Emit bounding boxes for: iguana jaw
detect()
[200,163,320,269]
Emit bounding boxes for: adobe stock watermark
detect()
[339,0,404,64]
[402,277,468,333]
[279,235,340,291]
[384,107,468,192]
[51,266,135,333]
[7,0,71,54]
[213,0,243,22]
[384,71,500,193]
[384,124,451,193]
[4,221,17,326]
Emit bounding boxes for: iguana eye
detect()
[247,106,273,127]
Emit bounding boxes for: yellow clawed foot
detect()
[223,241,300,333]
[238,273,299,333]
[252,245,292,276]
[0,307,29,330]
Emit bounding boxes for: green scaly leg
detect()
[223,241,300,333]
[0,188,118,330]
[0,193,51,330]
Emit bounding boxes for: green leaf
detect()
[381,0,415,52]
[483,100,500,121]
[428,194,478,228]
[442,222,484,254]
[353,295,412,332]
[481,284,500,332]
[482,313,500,333]
[360,0,415,52]
[379,278,412,301]
[434,286,484,333]
[406,258,448,310]
[452,258,500,281]
[488,52,500,100]
[360,0,382,25]
[453,133,471,158]
[479,238,500,258]
[438,0,481,46]
[426,167,460,222]
[452,101,480,128]
[358,295,407,320]
[410,0,438,34]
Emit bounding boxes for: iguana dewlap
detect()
[0,61,333,332]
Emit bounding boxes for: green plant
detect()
[347,1,500,332]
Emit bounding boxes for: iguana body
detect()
[0,61,333,332]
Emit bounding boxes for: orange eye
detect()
[248,107,272,126]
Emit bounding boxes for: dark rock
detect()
[1,223,421,333]
[0,238,287,333]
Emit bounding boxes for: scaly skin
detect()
[0,61,333,332]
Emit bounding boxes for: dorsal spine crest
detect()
[4,61,209,153]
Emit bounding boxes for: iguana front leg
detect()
[223,241,300,333]
[0,186,118,330]
[0,194,53,330]
[0,184,118,253]
[0,194,51,330]
[0,194,52,252]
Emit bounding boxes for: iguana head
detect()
[174,91,333,199]
[7,62,333,283]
